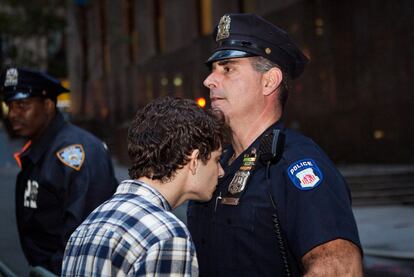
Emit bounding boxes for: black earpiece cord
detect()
[266,162,291,277]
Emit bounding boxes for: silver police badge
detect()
[4,68,18,87]
[228,170,250,194]
[216,14,231,41]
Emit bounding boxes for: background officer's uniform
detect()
[187,14,361,276]
[0,68,118,275]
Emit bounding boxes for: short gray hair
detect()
[249,56,290,109]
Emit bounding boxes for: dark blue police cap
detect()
[0,67,69,102]
[206,13,309,79]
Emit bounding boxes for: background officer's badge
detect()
[56,144,85,171]
[216,14,231,41]
[24,180,39,209]
[4,68,18,87]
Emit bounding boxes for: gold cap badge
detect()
[216,15,231,41]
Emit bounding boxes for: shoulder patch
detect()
[56,144,85,171]
[287,159,323,190]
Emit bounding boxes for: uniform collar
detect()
[115,179,172,211]
[23,111,66,164]
[221,120,285,176]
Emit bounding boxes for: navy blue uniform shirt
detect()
[187,121,361,276]
[15,112,118,275]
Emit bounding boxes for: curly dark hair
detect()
[128,96,228,182]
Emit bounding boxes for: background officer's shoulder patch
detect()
[56,144,85,171]
[287,159,323,190]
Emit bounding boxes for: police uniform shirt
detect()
[15,111,118,275]
[187,121,361,277]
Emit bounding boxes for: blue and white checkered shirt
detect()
[62,180,198,276]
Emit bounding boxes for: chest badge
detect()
[24,180,39,209]
[222,148,257,205]
[56,144,85,171]
[228,170,250,194]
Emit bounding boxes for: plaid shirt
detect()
[62,180,198,276]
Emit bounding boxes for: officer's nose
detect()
[203,71,218,89]
[7,102,18,120]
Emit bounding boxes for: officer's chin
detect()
[12,127,31,139]
[11,127,24,137]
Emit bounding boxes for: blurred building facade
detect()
[66,0,414,164]
[0,1,67,75]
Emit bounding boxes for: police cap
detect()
[206,13,309,79]
[0,67,69,102]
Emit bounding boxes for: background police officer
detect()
[187,13,363,276]
[0,67,118,275]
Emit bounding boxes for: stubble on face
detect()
[206,58,265,124]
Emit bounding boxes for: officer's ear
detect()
[43,98,56,117]
[262,67,283,96]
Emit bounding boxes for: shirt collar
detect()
[115,179,172,211]
[24,111,66,164]
[220,120,285,175]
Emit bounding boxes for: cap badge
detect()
[216,15,231,41]
[265,48,272,54]
[4,68,18,87]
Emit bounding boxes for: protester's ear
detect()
[262,67,283,96]
[189,149,199,175]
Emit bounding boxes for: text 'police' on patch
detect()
[287,159,323,190]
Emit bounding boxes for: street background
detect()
[1,123,413,276]
[1,1,414,276]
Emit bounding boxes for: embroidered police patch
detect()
[56,144,85,171]
[287,159,323,190]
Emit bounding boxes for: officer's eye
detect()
[223,66,232,73]
[18,101,30,110]
[6,101,29,110]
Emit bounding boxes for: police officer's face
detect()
[204,57,265,122]
[6,97,54,139]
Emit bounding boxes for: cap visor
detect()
[206,50,255,65]
[3,91,34,102]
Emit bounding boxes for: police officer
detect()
[187,14,363,276]
[0,67,118,275]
